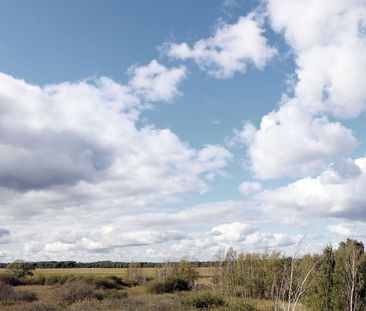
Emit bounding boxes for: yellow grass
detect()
[1,266,215,278]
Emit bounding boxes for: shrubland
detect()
[0,238,365,311]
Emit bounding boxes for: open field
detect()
[0,267,215,283]
[0,266,306,311]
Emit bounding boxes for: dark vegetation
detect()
[0,261,212,269]
[0,239,366,310]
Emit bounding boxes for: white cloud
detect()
[44,241,76,253]
[239,103,357,179]
[243,232,294,248]
[239,181,262,196]
[0,72,230,201]
[170,222,296,259]
[128,60,187,102]
[167,14,276,78]
[257,157,366,221]
[212,222,256,241]
[0,70,233,260]
[237,0,366,180]
[328,224,353,237]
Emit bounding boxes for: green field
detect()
[0,267,214,278]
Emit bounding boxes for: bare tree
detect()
[273,238,317,311]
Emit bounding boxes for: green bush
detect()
[45,274,74,285]
[183,291,226,309]
[148,277,190,294]
[28,274,46,285]
[94,289,128,300]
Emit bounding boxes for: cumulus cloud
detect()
[212,222,256,241]
[239,103,357,179]
[0,71,230,198]
[0,67,232,260]
[237,0,366,179]
[128,60,187,102]
[167,14,276,78]
[257,157,366,221]
[267,0,366,117]
[40,228,185,253]
[170,222,296,259]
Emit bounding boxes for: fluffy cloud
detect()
[240,103,357,179]
[128,60,187,102]
[237,0,366,179]
[267,0,366,117]
[257,157,366,221]
[327,224,353,237]
[0,70,230,203]
[170,222,296,259]
[167,14,276,78]
[0,66,232,260]
[40,229,186,254]
[212,222,256,241]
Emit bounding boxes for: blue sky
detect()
[0,0,366,261]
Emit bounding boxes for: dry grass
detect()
[0,268,308,311]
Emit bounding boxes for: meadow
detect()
[0,265,302,311]
[1,239,365,311]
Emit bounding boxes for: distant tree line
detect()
[0,260,213,269]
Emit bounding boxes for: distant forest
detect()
[0,261,212,269]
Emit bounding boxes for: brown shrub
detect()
[53,283,95,304]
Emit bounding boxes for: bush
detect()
[94,289,128,300]
[54,283,96,304]
[14,289,38,302]
[224,302,257,311]
[105,275,130,287]
[6,260,35,278]
[183,291,226,309]
[45,274,73,285]
[0,273,24,286]
[0,282,38,302]
[0,282,15,300]
[149,277,190,294]
[28,274,46,285]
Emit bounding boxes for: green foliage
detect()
[149,277,190,294]
[183,291,226,309]
[6,260,35,278]
[303,245,334,311]
[213,248,284,299]
[332,239,366,311]
[94,289,128,300]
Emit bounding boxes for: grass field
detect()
[0,267,307,310]
[0,267,215,280]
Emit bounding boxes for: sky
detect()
[0,0,366,262]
